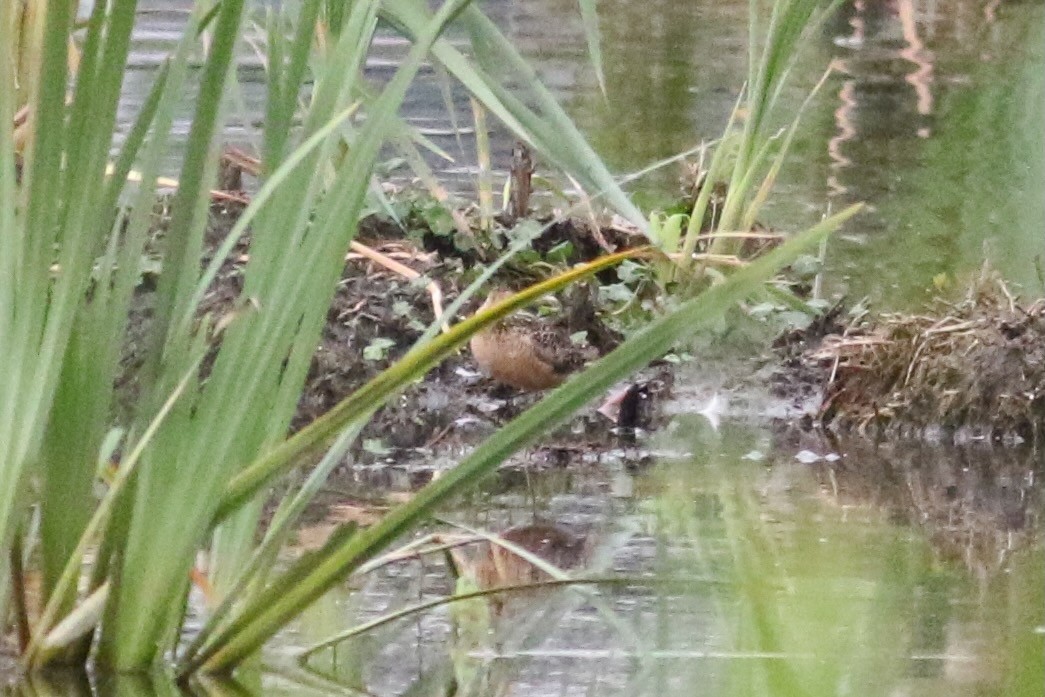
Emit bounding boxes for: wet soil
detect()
[119,200,673,475]
[120,201,1045,474]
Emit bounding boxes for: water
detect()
[553,0,1045,307]
[276,0,1042,307]
[15,1,1044,695]
[123,1,1045,308]
[277,422,1042,697]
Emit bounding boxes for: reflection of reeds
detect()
[903,454,1038,583]
[827,0,939,196]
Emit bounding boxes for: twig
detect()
[566,174,614,253]
[10,532,31,653]
[346,240,448,333]
[996,278,1017,314]
[665,252,746,267]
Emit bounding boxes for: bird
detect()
[469,290,589,391]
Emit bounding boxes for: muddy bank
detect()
[122,192,1045,487]
[119,197,673,473]
[773,277,1045,446]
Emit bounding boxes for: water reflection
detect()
[7,421,1040,695]
[534,0,1044,305]
[117,0,1043,305]
[810,0,1045,304]
[261,418,1043,697]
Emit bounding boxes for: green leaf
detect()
[363,338,397,361]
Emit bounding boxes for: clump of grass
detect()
[665,0,841,277]
[802,272,1045,442]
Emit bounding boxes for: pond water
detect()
[271,426,1041,697]
[18,1,1043,695]
[126,0,1044,306]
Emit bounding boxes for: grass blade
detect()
[577,0,606,96]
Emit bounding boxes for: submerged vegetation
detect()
[23,0,1045,688]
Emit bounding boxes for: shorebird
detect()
[469,290,588,391]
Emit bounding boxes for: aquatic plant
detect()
[674,0,842,270]
[0,0,854,678]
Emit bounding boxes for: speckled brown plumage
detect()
[469,291,587,391]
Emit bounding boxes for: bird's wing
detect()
[529,329,583,374]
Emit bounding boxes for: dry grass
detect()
[807,273,1045,444]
